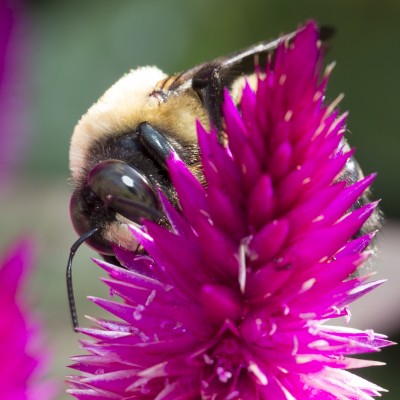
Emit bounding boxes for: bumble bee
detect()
[68,25,378,329]
[69,27,335,254]
[68,32,309,329]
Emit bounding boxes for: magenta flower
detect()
[0,0,28,185]
[67,22,392,399]
[0,239,56,399]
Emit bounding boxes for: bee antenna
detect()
[66,227,99,331]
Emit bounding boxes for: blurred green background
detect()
[1,0,399,398]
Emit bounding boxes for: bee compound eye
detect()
[87,159,162,223]
[69,192,114,255]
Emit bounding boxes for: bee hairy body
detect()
[70,67,208,253]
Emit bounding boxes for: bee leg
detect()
[138,122,177,171]
[101,254,123,267]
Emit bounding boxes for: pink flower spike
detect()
[0,239,57,399]
[68,21,392,399]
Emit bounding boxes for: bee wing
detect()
[169,25,334,131]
